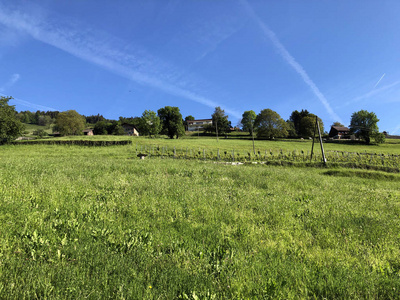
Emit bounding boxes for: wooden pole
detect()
[317,117,327,164]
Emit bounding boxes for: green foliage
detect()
[54,110,86,136]
[140,110,161,137]
[93,120,110,135]
[255,109,288,139]
[204,106,231,135]
[350,110,380,144]
[240,110,256,134]
[289,109,324,138]
[373,132,386,144]
[157,106,185,139]
[299,115,324,137]
[0,96,24,143]
[33,129,48,138]
[332,121,345,127]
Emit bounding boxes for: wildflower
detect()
[149,285,152,289]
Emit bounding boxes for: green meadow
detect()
[1,142,400,298]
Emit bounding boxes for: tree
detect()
[157,106,185,139]
[54,110,86,136]
[332,121,345,127]
[93,120,111,135]
[205,107,230,135]
[184,115,195,131]
[140,110,161,137]
[255,109,288,139]
[241,110,256,135]
[299,116,324,138]
[288,109,310,137]
[349,110,380,144]
[0,96,24,143]
[289,109,324,137]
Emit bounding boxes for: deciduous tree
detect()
[54,110,86,136]
[140,110,161,137]
[255,109,288,139]
[0,96,24,143]
[349,110,380,144]
[157,106,185,139]
[241,110,256,135]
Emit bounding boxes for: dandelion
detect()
[149,285,152,289]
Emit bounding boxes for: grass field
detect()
[1,144,399,298]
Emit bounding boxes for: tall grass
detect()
[0,144,399,298]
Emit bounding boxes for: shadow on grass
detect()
[323,170,400,181]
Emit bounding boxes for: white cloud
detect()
[342,80,400,107]
[0,73,20,92]
[239,0,343,123]
[0,3,242,119]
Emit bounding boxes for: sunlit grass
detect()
[0,144,399,298]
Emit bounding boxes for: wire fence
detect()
[135,144,400,169]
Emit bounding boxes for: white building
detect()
[187,119,212,131]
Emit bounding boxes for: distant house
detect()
[83,129,94,136]
[187,119,212,131]
[329,126,350,139]
[121,123,139,136]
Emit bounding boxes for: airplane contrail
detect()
[239,0,342,123]
[373,73,385,89]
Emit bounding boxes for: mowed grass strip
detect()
[0,145,399,299]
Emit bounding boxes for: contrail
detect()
[373,73,385,89]
[0,92,58,111]
[239,0,343,123]
[0,4,242,119]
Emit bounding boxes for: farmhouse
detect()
[122,123,139,136]
[187,119,212,131]
[329,126,350,139]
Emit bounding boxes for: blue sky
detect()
[1,1,400,133]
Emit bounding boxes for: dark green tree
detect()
[0,96,24,144]
[140,110,161,137]
[332,121,345,127]
[157,106,185,139]
[241,110,256,135]
[255,109,288,139]
[288,109,310,137]
[300,115,324,138]
[206,106,230,135]
[54,110,86,136]
[93,120,111,135]
[349,110,380,144]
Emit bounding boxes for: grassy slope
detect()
[22,123,53,135]
[0,144,399,298]
[33,134,400,155]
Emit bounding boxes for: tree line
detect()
[1,95,384,144]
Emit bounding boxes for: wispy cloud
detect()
[373,73,385,89]
[0,92,58,111]
[239,0,342,123]
[0,73,20,92]
[391,124,400,135]
[342,80,400,107]
[0,3,242,119]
